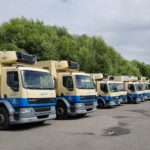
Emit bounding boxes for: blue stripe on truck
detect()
[0,98,56,107]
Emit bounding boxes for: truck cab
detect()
[116,82,127,103]
[138,77,150,100]
[141,82,150,100]
[113,76,144,104]
[35,60,97,119]
[91,74,121,108]
[124,81,144,103]
[96,80,122,107]
[0,51,56,130]
[56,72,97,118]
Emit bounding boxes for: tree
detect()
[0,17,149,78]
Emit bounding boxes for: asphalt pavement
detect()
[1,101,150,150]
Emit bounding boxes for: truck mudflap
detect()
[69,102,97,116]
[9,106,56,124]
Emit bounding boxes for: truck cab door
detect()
[99,83,108,96]
[58,75,75,96]
[128,84,135,93]
[2,69,20,101]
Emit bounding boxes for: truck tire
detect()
[127,97,133,104]
[97,99,105,109]
[56,102,68,119]
[0,107,10,130]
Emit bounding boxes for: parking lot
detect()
[1,101,150,150]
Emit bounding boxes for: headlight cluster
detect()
[94,101,98,106]
[51,106,56,111]
[75,103,84,108]
[20,108,34,113]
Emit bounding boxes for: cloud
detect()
[0,0,150,64]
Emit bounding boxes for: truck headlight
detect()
[94,101,98,106]
[75,103,84,108]
[20,108,34,113]
[51,106,56,111]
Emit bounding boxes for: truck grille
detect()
[28,98,55,104]
[84,102,94,106]
[34,107,51,112]
[37,115,49,119]
[80,95,96,100]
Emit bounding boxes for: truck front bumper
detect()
[106,100,121,107]
[9,106,56,124]
[119,97,128,104]
[134,97,143,103]
[69,102,97,116]
[143,95,150,100]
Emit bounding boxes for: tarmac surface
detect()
[1,101,150,150]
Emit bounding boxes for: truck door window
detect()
[7,71,19,92]
[128,84,135,92]
[63,76,74,91]
[100,84,108,93]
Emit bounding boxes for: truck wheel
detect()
[56,102,68,119]
[127,97,133,104]
[0,107,10,130]
[97,99,104,109]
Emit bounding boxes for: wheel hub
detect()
[57,107,64,116]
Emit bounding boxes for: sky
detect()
[0,0,150,64]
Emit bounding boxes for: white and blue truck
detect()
[139,77,150,100]
[35,60,97,119]
[115,76,144,103]
[0,51,56,130]
[91,73,122,108]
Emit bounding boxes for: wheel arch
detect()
[0,100,15,114]
[97,97,106,105]
[56,97,71,110]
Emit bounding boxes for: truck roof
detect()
[59,72,90,76]
[4,66,50,73]
[96,80,123,84]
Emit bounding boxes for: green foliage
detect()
[0,17,150,78]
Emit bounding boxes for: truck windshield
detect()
[117,83,125,91]
[143,84,149,90]
[75,75,94,89]
[135,84,142,91]
[22,70,54,90]
[108,83,119,92]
